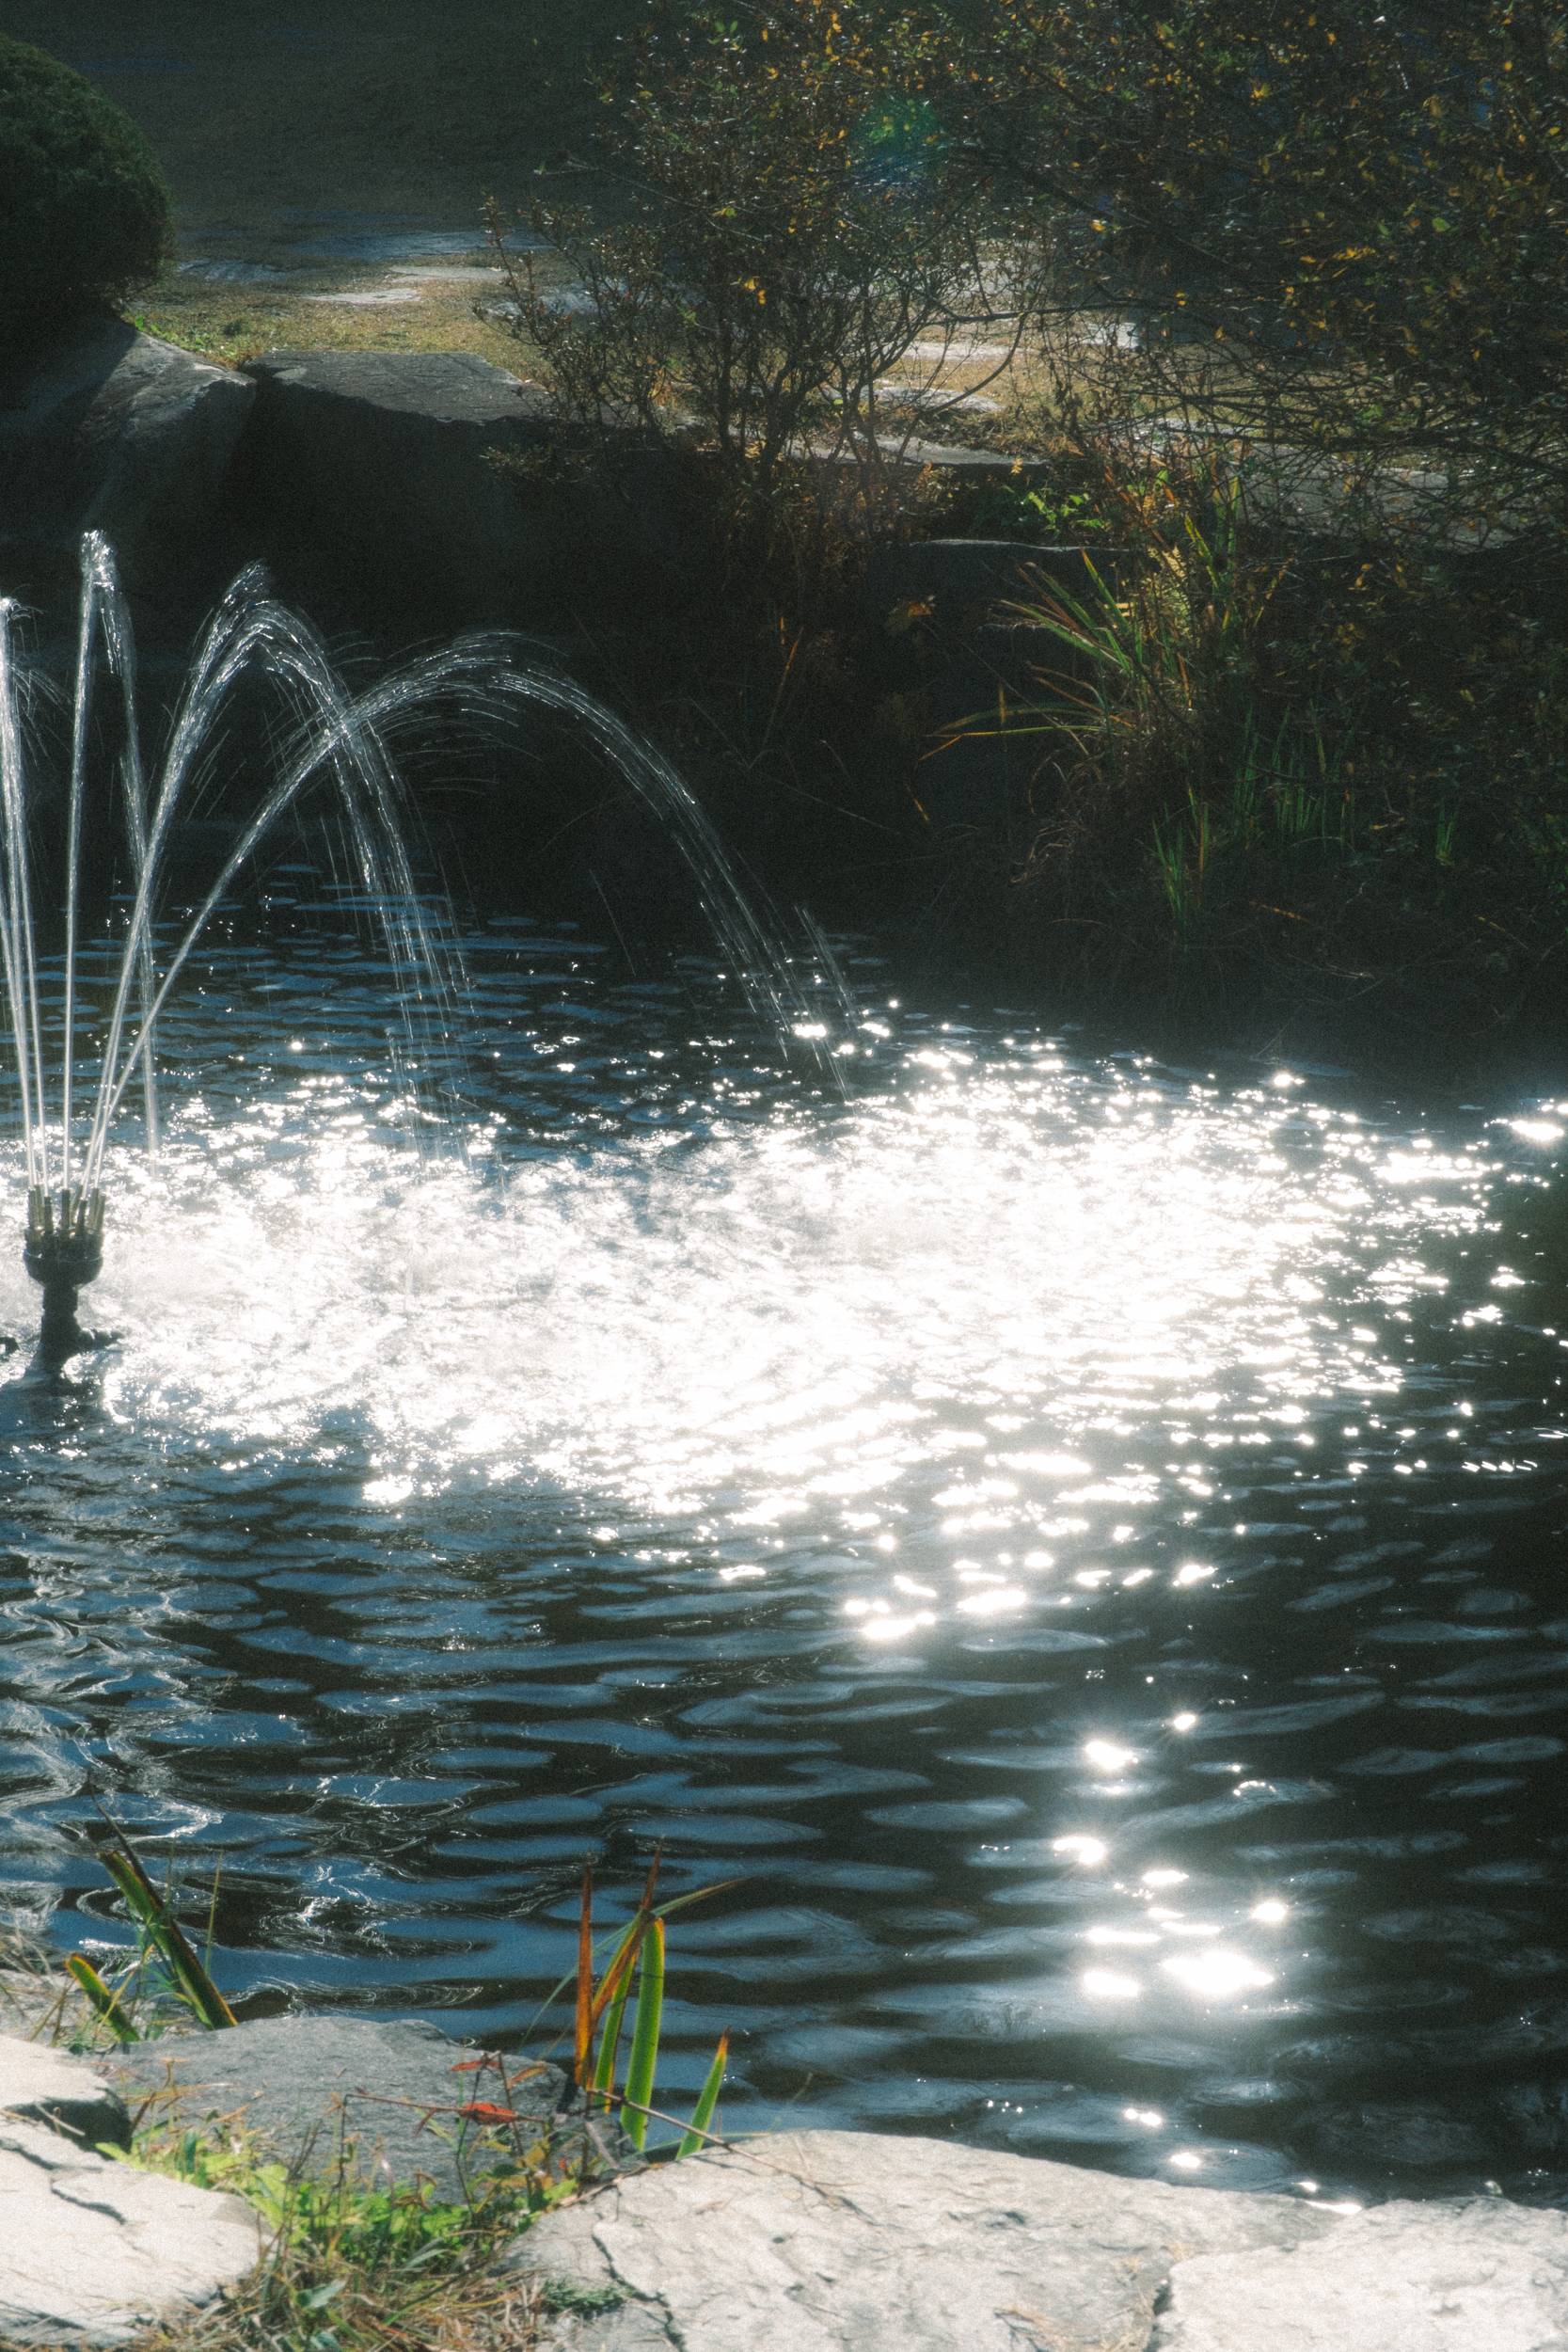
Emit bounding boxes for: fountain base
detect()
[24,1187,110,1363]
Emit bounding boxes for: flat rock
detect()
[0,2030,131,2153]
[0,2112,260,2348]
[516,2126,1335,2352]
[0,314,255,596]
[1157,2195,1568,2352]
[109,2013,566,2202]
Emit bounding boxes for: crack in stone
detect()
[0,2129,69,2174]
[50,2182,134,2225]
[587,2206,686,2351]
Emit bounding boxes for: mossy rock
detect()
[0,36,171,327]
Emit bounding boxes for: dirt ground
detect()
[7,4,1030,397]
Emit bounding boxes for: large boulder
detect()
[235,349,556,624]
[515,2126,1337,2352]
[0,313,254,596]
[232,348,718,628]
[108,2012,569,2203]
[0,2111,260,2348]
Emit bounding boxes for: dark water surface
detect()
[2,907,1566,2210]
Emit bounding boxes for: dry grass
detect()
[126,2117,558,2352]
[138,2264,548,2352]
[133,272,543,373]
[0,1924,67,2042]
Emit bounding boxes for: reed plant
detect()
[977,452,1394,988]
[64,1820,235,2041]
[46,1823,731,2158]
[1006,458,1291,811]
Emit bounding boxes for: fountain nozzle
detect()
[24,1186,106,1359]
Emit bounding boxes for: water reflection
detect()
[1,911,1566,2203]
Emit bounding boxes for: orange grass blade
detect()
[574,1866,594,2087]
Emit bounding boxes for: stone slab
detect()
[0,2030,131,2152]
[0,2112,260,2348]
[1156,2195,1568,2352]
[109,2013,567,2201]
[516,2126,1336,2352]
[235,348,553,618]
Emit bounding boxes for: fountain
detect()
[3,535,1564,2212]
[0,532,822,1365]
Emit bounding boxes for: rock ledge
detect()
[516,2125,1568,2352]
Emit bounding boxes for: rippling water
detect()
[3,901,1566,2207]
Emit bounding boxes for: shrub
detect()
[967,0,1568,547]
[0,37,172,328]
[986,439,1568,1028]
[490,0,1024,513]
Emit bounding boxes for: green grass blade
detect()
[651,1878,743,1924]
[591,1965,634,2106]
[621,1917,664,2152]
[98,1838,236,2028]
[65,1954,141,2043]
[676,2031,729,2158]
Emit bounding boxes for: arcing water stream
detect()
[1,542,1566,2206]
[0,534,820,1356]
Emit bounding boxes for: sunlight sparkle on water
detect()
[1163,1950,1275,1999]
[1053,1836,1109,1866]
[1082,1967,1141,2002]
[45,1029,1507,1708]
[6,987,1528,2121]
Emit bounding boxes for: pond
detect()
[2,908,1565,2209]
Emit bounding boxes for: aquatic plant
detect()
[64,1819,233,2040]
[572,1854,731,2154]
[56,1825,730,2161]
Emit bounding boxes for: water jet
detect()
[1,531,819,1359]
[8,536,1554,2211]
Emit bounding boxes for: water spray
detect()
[1,533,830,1370]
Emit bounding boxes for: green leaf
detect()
[65,1954,141,2042]
[676,2031,729,2157]
[97,1833,236,2029]
[621,1918,665,2151]
[591,1963,635,2105]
